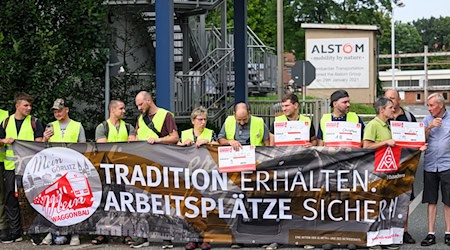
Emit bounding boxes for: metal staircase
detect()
[104,0,277,127]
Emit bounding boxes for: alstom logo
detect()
[311,43,365,54]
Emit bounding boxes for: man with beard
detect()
[132,91,178,248]
[317,89,365,147]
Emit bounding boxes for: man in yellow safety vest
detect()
[132,91,178,248]
[41,98,86,246]
[317,89,365,147]
[218,102,270,151]
[0,92,44,244]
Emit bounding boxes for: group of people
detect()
[0,89,448,249]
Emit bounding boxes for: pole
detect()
[424,45,428,105]
[105,62,110,120]
[391,5,395,89]
[276,0,284,101]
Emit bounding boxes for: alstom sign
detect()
[306,38,369,89]
[311,43,365,54]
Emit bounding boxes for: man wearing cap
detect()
[42,98,85,246]
[43,98,86,144]
[317,89,365,146]
[0,92,44,243]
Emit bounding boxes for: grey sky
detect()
[395,0,450,23]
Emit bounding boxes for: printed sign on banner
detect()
[218,145,256,173]
[274,121,310,146]
[390,121,425,148]
[22,147,102,227]
[324,121,361,148]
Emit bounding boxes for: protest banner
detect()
[13,141,420,247]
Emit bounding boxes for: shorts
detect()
[422,169,450,206]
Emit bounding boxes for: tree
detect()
[0,0,107,135]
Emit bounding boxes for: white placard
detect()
[306,37,369,89]
[324,121,361,148]
[218,145,256,173]
[390,121,425,148]
[274,121,310,146]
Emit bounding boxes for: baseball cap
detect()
[330,90,349,107]
[52,98,69,110]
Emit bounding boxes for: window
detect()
[416,93,421,101]
[444,93,448,100]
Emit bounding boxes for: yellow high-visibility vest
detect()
[320,112,359,142]
[49,120,81,143]
[4,115,35,170]
[224,115,265,146]
[181,128,213,144]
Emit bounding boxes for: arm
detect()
[155,130,179,144]
[34,119,45,142]
[425,118,441,140]
[128,124,137,141]
[95,123,107,143]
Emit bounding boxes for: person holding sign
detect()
[420,93,450,247]
[178,106,217,149]
[317,90,365,147]
[272,93,317,147]
[363,97,396,149]
[218,102,270,150]
[384,90,418,244]
[384,89,417,123]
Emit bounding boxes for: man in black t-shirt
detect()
[384,89,417,245]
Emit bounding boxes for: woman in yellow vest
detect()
[178,107,218,148]
[179,106,215,250]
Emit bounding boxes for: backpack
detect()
[2,116,37,131]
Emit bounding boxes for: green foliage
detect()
[351,102,376,115]
[0,0,107,131]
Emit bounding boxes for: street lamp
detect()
[105,49,122,120]
[391,0,405,89]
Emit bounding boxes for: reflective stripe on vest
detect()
[49,120,81,143]
[224,115,265,146]
[320,112,358,142]
[275,114,311,128]
[5,115,35,170]
[0,109,8,162]
[137,108,169,140]
[107,120,129,142]
[181,128,213,144]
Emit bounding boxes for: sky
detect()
[395,0,450,23]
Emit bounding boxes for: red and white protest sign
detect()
[390,121,425,148]
[324,121,361,148]
[218,145,256,173]
[274,121,310,146]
